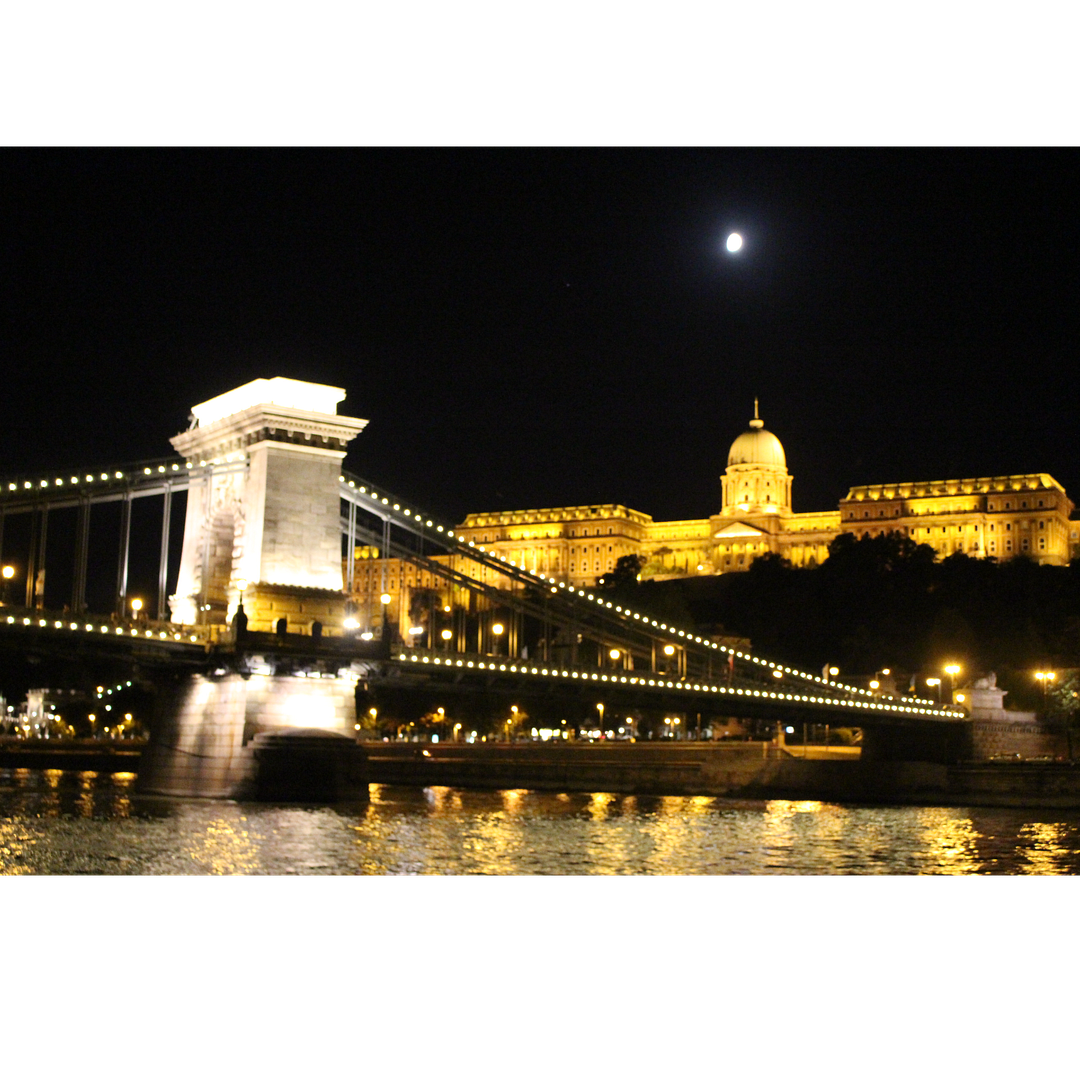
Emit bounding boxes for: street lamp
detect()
[926,677,942,703]
[944,663,961,699]
[130,597,143,621]
[1035,670,1056,707]
[1,564,14,605]
[491,621,504,655]
[596,702,604,736]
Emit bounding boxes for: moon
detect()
[725,232,743,253]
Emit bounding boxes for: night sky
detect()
[5,148,1079,526]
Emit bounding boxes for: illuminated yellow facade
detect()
[349,407,1078,617]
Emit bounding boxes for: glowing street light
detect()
[1035,670,1056,708]
[130,597,143,618]
[944,663,962,699]
[2,564,15,604]
[926,676,942,703]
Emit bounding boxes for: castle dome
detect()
[727,402,786,468]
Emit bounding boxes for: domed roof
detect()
[727,402,786,468]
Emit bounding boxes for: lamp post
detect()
[491,620,505,656]
[926,677,942,704]
[596,702,604,738]
[1,564,14,605]
[130,597,143,622]
[944,663,961,702]
[1035,670,1056,710]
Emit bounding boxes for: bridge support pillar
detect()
[137,671,367,800]
[167,378,367,629]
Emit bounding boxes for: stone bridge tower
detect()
[168,377,367,632]
[138,377,370,800]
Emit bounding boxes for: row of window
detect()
[848,498,1058,521]
[472,525,620,543]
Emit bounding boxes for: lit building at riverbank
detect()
[348,404,1079,617]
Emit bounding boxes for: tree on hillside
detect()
[598,554,646,591]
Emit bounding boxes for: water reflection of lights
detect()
[916,808,984,875]
[188,818,261,875]
[1019,822,1071,875]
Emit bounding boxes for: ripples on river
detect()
[2,767,1080,874]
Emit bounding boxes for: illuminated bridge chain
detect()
[338,472,961,721]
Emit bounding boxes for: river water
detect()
[3,766,1080,874]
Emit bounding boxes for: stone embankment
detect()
[0,738,145,773]
[365,741,1080,808]
[6,738,1080,808]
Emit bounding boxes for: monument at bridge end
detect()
[138,378,370,800]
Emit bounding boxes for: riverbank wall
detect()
[6,738,1080,808]
[364,741,1080,808]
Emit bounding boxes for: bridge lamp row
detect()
[393,650,959,718]
[6,615,200,644]
[7,468,145,493]
[349,490,940,712]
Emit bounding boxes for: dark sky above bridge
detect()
[4,148,1080,524]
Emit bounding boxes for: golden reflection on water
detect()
[502,789,529,813]
[0,821,33,875]
[587,792,615,821]
[110,773,134,819]
[423,786,462,813]
[188,817,261,875]
[10,768,1080,874]
[1019,822,1071,875]
[75,770,98,818]
[915,808,984,875]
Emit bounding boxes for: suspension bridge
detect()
[0,378,964,799]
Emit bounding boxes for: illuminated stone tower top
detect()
[168,377,368,626]
[720,400,792,516]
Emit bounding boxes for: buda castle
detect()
[350,405,1078,611]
